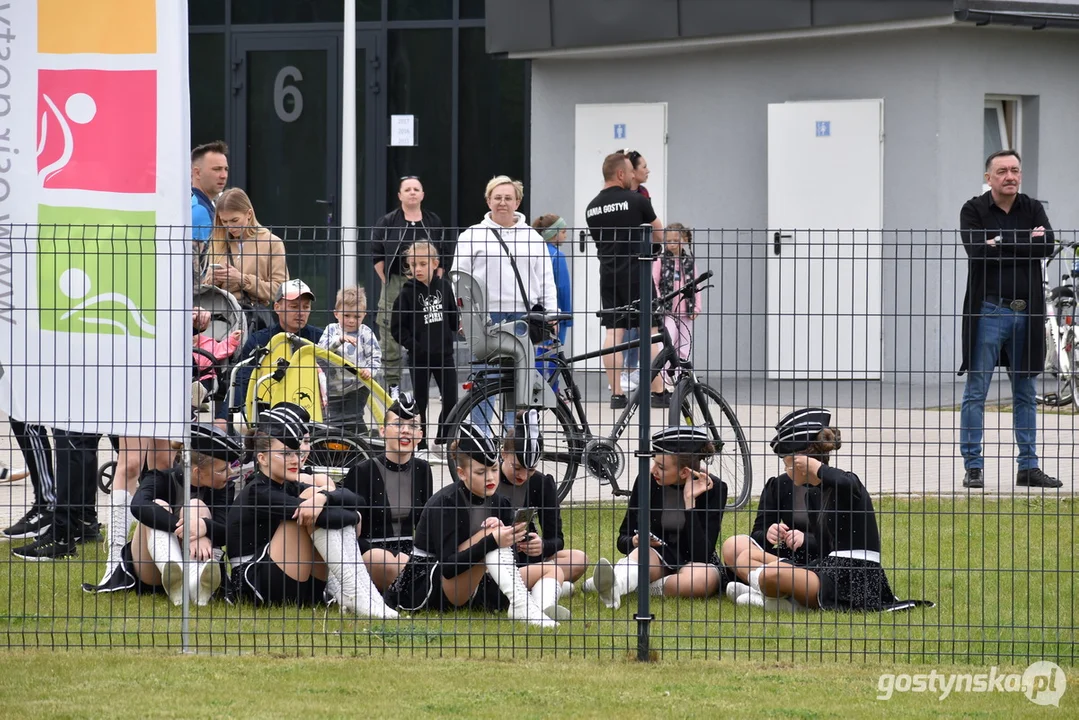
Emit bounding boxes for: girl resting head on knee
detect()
[586,426,728,610]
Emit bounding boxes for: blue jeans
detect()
[960,302,1038,470]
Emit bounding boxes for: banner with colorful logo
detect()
[0,0,191,440]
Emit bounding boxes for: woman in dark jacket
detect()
[371,177,447,391]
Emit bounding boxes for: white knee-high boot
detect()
[102,489,134,577]
[188,558,222,606]
[592,557,639,610]
[147,528,185,605]
[530,577,570,621]
[312,527,398,619]
[484,547,557,628]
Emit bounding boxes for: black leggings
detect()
[409,358,458,445]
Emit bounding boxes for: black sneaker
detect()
[1016,468,1063,488]
[610,394,628,409]
[11,530,76,561]
[73,520,104,544]
[650,391,671,409]
[82,562,137,594]
[2,508,53,540]
[962,468,984,489]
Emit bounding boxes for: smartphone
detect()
[209,263,224,270]
[647,532,666,546]
[513,507,537,526]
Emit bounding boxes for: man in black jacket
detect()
[958,150,1061,490]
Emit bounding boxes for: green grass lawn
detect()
[0,498,1075,666]
[0,652,1074,718]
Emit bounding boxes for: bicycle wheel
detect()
[669,378,753,509]
[307,424,375,468]
[445,378,585,502]
[1036,321,1074,407]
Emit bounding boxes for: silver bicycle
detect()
[1035,241,1079,409]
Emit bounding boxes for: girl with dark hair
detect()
[585,426,728,610]
[226,402,397,617]
[496,412,586,616]
[726,408,933,612]
[385,424,559,628]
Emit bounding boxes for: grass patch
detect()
[0,652,1074,717]
[0,498,1075,665]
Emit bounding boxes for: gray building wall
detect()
[529,26,1079,380]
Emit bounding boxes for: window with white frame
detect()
[983,95,1021,191]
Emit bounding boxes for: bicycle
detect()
[1035,241,1079,409]
[445,270,752,509]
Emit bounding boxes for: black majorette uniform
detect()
[770,408,934,612]
[385,423,513,612]
[616,425,728,578]
[225,402,363,607]
[344,453,433,556]
[81,423,242,595]
[748,474,829,566]
[493,409,564,567]
[495,469,563,567]
[226,469,362,607]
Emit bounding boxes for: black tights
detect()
[409,359,458,446]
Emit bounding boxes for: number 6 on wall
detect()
[274,66,304,122]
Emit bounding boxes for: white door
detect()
[767,100,884,380]
[572,103,667,366]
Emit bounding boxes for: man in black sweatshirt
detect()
[391,241,459,452]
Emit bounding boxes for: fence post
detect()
[181,447,192,654]
[635,223,655,662]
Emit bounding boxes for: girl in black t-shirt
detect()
[385,423,558,628]
[226,403,397,617]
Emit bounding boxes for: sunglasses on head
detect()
[620,148,641,162]
[400,175,420,181]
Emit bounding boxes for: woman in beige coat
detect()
[204,188,289,313]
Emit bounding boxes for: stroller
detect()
[97,286,250,494]
[192,284,249,418]
[227,332,392,470]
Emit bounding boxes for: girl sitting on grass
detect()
[226,402,397,618]
[82,423,242,605]
[495,411,587,619]
[585,426,728,610]
[343,394,433,592]
[725,408,933,612]
[385,423,559,628]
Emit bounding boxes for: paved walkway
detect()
[1,397,1074,529]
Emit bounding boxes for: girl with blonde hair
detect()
[204,188,289,321]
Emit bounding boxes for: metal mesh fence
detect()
[0,222,1074,664]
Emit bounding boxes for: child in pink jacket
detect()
[193,307,242,387]
[652,223,700,375]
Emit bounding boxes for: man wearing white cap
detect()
[224,279,324,422]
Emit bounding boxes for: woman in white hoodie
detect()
[453,176,558,322]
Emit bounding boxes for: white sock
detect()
[748,567,764,594]
[312,527,398,619]
[147,528,184,606]
[485,548,557,628]
[561,580,575,599]
[104,489,133,573]
[189,560,222,606]
[649,577,666,597]
[605,557,639,610]
[530,577,570,621]
[581,577,596,594]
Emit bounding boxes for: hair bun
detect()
[815,427,842,454]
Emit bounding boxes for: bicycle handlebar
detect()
[1046,241,1079,263]
[595,270,715,318]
